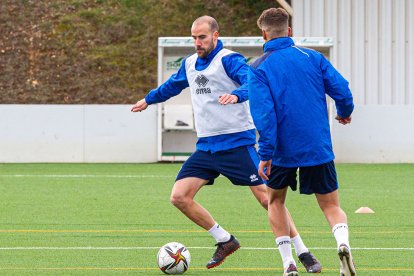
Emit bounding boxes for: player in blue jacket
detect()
[132,15,321,272]
[248,8,356,276]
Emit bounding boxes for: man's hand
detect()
[335,115,352,125]
[131,99,148,112]
[258,160,272,181]
[218,94,238,105]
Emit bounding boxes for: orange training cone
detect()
[355,207,375,214]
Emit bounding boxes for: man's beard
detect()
[196,40,214,58]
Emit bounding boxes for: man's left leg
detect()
[316,191,356,276]
[250,184,321,273]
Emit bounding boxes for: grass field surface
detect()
[0,163,413,275]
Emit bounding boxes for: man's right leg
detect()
[170,177,213,230]
[170,177,240,269]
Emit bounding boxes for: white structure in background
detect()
[0,105,157,163]
[157,37,334,161]
[292,0,414,162]
[292,0,414,105]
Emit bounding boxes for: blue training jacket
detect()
[248,37,354,167]
[145,40,256,153]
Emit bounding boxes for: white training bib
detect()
[185,49,255,137]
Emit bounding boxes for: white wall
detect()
[0,105,157,163]
[332,105,414,163]
[1,104,413,163]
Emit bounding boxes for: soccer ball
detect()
[157,242,191,274]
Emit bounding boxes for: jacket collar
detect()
[263,37,294,53]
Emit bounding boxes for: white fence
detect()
[0,104,413,163]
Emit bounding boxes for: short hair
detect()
[257,8,289,37]
[192,15,219,33]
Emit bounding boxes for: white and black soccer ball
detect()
[157,242,191,274]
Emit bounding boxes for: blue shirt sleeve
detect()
[145,58,189,105]
[320,55,354,118]
[248,66,277,161]
[222,53,249,103]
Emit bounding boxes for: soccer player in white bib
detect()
[131,15,321,272]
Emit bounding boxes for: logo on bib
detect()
[195,74,211,94]
[195,74,209,87]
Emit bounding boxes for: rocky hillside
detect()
[0,0,279,104]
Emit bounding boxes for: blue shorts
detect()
[176,146,264,186]
[266,161,338,195]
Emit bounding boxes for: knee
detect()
[170,192,188,209]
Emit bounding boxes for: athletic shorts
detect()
[266,160,338,195]
[176,146,264,186]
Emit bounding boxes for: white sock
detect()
[332,223,350,248]
[275,236,296,270]
[208,223,231,243]
[291,234,309,256]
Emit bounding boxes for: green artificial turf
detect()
[0,163,413,275]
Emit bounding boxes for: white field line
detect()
[2,229,412,234]
[0,174,228,179]
[0,246,412,251]
[0,174,175,178]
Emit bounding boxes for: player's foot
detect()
[206,235,240,269]
[298,251,322,273]
[284,263,299,276]
[338,244,356,276]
